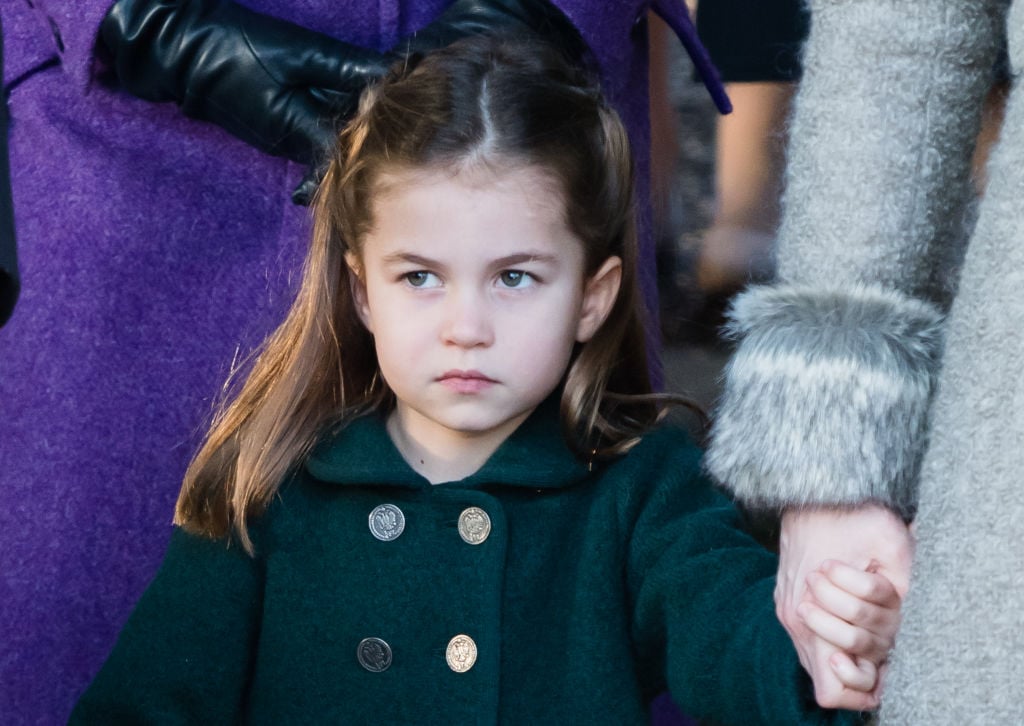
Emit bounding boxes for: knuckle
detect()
[815,689,841,709]
[836,630,859,652]
[777,605,801,631]
[852,631,876,654]
[776,602,789,626]
[848,600,869,623]
[868,580,888,600]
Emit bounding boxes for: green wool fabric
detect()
[71,403,861,724]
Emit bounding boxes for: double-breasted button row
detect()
[356,634,478,673]
[368,504,492,545]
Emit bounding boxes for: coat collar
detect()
[304,397,591,490]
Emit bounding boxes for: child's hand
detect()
[773,506,912,711]
[797,560,902,710]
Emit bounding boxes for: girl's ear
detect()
[345,252,373,333]
[576,256,622,343]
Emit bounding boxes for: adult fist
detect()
[776,504,913,709]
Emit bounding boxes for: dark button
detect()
[357,637,393,672]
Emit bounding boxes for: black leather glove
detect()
[100,0,585,205]
[100,0,391,201]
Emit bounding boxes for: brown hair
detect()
[176,35,678,551]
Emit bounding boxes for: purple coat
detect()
[0,1,722,721]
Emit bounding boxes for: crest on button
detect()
[458,507,491,545]
[357,637,393,672]
[446,634,477,673]
[369,503,405,541]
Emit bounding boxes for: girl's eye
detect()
[498,270,533,288]
[404,271,440,288]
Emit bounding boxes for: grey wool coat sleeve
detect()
[705,0,1007,517]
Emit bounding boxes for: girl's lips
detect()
[437,370,496,393]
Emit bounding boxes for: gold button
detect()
[446,634,477,673]
[457,507,491,545]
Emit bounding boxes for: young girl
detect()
[71,35,898,724]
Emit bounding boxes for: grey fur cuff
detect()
[705,284,944,518]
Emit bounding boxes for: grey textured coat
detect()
[705,0,1024,722]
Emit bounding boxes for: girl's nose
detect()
[441,289,494,348]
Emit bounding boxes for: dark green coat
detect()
[70,403,859,725]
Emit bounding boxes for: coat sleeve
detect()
[69,527,264,724]
[14,0,114,90]
[704,0,1006,517]
[626,434,864,725]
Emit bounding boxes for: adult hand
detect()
[776,505,913,709]
[799,559,904,709]
[101,0,588,205]
[100,0,392,198]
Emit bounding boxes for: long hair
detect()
[176,35,669,551]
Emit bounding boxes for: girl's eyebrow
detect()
[380,252,438,267]
[380,251,560,267]
[491,252,559,267]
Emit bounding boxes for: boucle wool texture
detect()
[709,0,1002,507]
[709,0,1024,721]
[775,0,1002,308]
[71,408,858,724]
[881,3,1024,720]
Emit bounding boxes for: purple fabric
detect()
[0,1,720,722]
[650,691,700,726]
[3,0,56,86]
[650,0,731,113]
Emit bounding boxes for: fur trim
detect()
[705,284,945,517]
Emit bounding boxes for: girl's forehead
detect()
[372,162,565,207]
[359,162,582,263]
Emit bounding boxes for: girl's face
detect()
[347,164,621,480]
